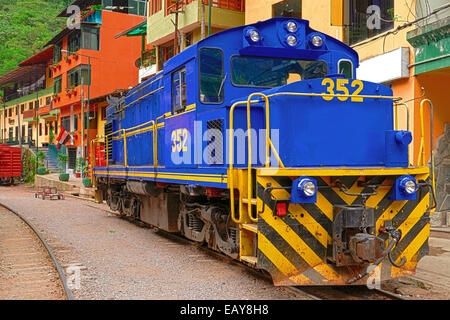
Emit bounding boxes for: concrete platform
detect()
[35,173,95,199]
[408,229,450,294]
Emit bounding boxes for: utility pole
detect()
[173,0,185,55]
[35,89,39,174]
[16,104,22,151]
[201,2,205,40]
[208,0,212,36]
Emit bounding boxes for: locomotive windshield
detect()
[231,56,328,88]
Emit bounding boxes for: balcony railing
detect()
[23,109,37,120]
[0,136,35,146]
[3,82,46,103]
[166,0,244,15]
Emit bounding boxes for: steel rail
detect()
[102,205,406,301]
[0,202,74,300]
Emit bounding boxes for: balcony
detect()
[4,82,46,103]
[23,109,37,122]
[165,0,244,15]
[4,87,53,108]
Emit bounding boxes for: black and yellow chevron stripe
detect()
[255,173,431,286]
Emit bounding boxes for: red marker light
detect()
[276,202,287,217]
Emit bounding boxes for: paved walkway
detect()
[0,185,305,300]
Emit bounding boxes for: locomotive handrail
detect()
[228,91,402,224]
[417,99,436,213]
[265,92,402,101]
[393,102,410,131]
[105,129,125,167]
[154,114,166,168]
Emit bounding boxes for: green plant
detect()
[57,152,68,173]
[49,129,55,144]
[22,149,36,184]
[82,161,90,178]
[75,157,83,173]
[36,150,46,168]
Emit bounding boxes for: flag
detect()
[56,127,70,150]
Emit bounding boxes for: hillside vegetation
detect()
[0,0,72,75]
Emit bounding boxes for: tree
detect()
[0,0,70,75]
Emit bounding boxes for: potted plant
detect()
[36,151,47,175]
[57,152,69,182]
[82,162,92,187]
[75,158,82,178]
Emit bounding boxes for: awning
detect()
[0,64,46,87]
[19,46,53,67]
[115,20,147,39]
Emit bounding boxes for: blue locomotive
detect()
[93,18,433,286]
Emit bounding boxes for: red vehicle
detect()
[0,145,22,185]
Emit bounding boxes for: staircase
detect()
[40,147,60,173]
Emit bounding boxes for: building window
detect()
[45,123,49,136]
[67,65,91,89]
[186,32,193,48]
[172,68,187,113]
[347,0,394,45]
[150,0,162,15]
[81,25,100,51]
[61,116,70,131]
[199,48,224,104]
[73,114,78,131]
[8,108,12,117]
[39,123,42,136]
[54,41,62,63]
[29,101,34,110]
[68,30,81,53]
[101,107,106,120]
[46,97,51,105]
[272,0,302,18]
[103,0,148,16]
[54,76,62,94]
[22,125,25,138]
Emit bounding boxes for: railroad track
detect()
[99,206,404,301]
[0,203,73,300]
[288,285,404,300]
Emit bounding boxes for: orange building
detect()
[44,2,146,168]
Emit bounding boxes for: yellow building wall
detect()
[245,0,345,41]
[147,0,244,45]
[0,92,55,147]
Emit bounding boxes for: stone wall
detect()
[431,123,450,226]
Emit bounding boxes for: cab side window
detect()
[199,48,224,104]
[339,60,353,79]
[172,68,187,113]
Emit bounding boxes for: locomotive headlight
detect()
[298,179,316,197]
[389,175,417,201]
[311,35,323,47]
[400,178,416,194]
[248,29,260,43]
[286,35,297,47]
[291,176,318,204]
[286,21,297,32]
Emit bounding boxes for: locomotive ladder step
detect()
[240,255,257,265]
[241,224,258,233]
[241,198,257,205]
